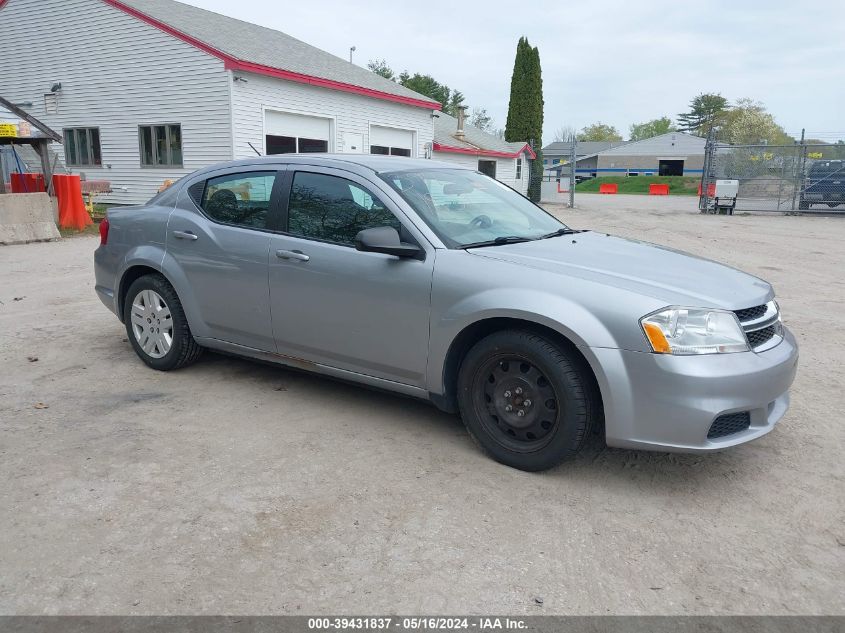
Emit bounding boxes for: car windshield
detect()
[383,168,567,248]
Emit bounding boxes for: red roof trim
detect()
[101,0,441,111]
[433,142,536,160]
[224,60,442,110]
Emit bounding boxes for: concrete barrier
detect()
[0,193,61,245]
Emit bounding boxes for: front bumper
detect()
[591,327,798,452]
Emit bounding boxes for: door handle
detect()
[172,230,198,241]
[276,249,310,262]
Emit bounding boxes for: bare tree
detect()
[470,107,494,133]
[553,126,577,142]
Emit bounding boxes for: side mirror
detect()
[354,226,423,259]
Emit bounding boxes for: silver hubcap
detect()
[130,289,173,359]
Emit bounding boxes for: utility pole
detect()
[790,128,805,212]
[700,127,716,213]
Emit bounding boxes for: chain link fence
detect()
[701,134,845,213]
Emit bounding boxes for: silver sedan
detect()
[94,155,798,471]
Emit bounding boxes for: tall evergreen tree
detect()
[505,37,544,201]
[677,93,729,135]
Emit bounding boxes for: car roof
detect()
[190,154,472,178]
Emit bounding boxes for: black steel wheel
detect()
[457,329,599,471]
[472,354,560,453]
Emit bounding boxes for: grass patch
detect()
[59,218,101,238]
[575,175,700,196]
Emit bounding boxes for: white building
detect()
[432,112,534,195]
[0,0,443,204]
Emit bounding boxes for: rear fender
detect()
[117,246,208,340]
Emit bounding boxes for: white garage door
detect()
[265,110,331,154]
[370,125,414,157]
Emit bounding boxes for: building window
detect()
[63,128,101,166]
[266,135,328,154]
[552,158,560,165]
[515,158,523,180]
[478,159,497,179]
[139,124,182,167]
[370,145,411,157]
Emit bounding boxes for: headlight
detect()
[640,307,749,355]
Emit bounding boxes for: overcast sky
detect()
[185,0,844,142]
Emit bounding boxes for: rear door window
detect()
[200,171,277,229]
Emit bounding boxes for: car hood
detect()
[467,231,773,310]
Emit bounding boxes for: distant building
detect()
[546,132,706,179]
[542,140,624,169]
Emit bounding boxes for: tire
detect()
[798,200,810,210]
[828,203,839,208]
[123,274,203,371]
[457,330,598,471]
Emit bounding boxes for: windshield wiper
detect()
[538,227,581,239]
[461,236,534,249]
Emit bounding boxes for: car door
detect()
[268,166,434,387]
[167,166,285,351]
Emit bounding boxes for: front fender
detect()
[426,287,619,396]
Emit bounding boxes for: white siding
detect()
[0,0,233,204]
[433,151,530,195]
[230,73,433,160]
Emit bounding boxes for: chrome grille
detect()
[733,301,782,351]
[734,305,767,322]
[747,325,777,348]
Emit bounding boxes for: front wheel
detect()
[123,274,203,371]
[457,330,599,471]
[798,200,810,210]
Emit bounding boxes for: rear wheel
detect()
[798,200,810,210]
[123,274,203,371]
[457,330,598,471]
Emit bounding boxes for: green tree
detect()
[368,61,472,117]
[629,116,676,141]
[445,90,466,117]
[398,72,450,108]
[367,59,395,81]
[719,98,793,145]
[677,93,729,135]
[395,72,465,115]
[505,37,544,201]
[578,122,622,142]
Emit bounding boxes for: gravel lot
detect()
[1,195,842,615]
